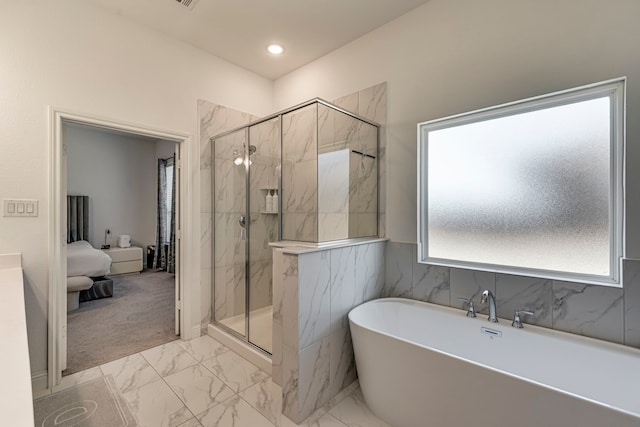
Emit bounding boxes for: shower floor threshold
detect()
[217,305,273,354]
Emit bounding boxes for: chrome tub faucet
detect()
[480,290,498,323]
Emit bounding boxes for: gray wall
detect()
[66,122,174,250]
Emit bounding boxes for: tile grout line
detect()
[162,338,269,424]
[150,345,208,422]
[136,345,200,423]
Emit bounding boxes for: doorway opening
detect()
[48,109,191,389]
[63,122,179,375]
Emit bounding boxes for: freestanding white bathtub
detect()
[349,298,640,427]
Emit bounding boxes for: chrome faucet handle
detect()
[458,297,477,318]
[512,310,534,328]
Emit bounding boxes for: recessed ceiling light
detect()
[267,44,284,55]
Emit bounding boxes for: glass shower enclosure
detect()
[211,99,379,355]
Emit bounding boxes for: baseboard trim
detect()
[207,323,272,374]
[31,370,49,398]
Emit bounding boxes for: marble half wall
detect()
[272,239,386,424]
[384,241,640,348]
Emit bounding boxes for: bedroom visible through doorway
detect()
[62,121,180,376]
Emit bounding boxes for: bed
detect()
[66,196,113,310]
[67,240,111,278]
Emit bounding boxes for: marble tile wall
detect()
[282,104,319,242]
[273,240,386,424]
[212,129,247,321]
[348,143,377,238]
[333,83,387,239]
[319,92,382,241]
[199,100,259,332]
[281,83,387,243]
[385,240,640,348]
[318,149,349,241]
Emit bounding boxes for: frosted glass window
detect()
[418,79,624,285]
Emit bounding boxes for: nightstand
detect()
[102,246,143,275]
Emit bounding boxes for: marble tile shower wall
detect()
[333,84,387,238]
[280,84,388,243]
[348,144,377,237]
[272,240,386,424]
[385,241,640,347]
[199,100,259,332]
[213,129,249,321]
[317,149,349,241]
[282,104,319,242]
[316,103,378,240]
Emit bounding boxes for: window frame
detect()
[417,78,625,287]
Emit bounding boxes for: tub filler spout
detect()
[480,289,498,323]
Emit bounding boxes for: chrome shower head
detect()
[232,144,257,166]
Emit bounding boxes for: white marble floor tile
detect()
[178,417,204,426]
[178,336,230,362]
[54,366,103,392]
[165,364,235,415]
[197,395,274,427]
[323,381,359,412]
[142,340,199,377]
[100,353,161,394]
[327,388,390,427]
[201,349,269,393]
[280,410,348,427]
[239,378,351,427]
[239,377,282,424]
[123,377,194,427]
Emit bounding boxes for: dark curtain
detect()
[67,195,89,243]
[154,155,176,273]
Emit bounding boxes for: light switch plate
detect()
[3,199,38,217]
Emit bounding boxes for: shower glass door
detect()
[213,128,247,338]
[247,118,280,353]
[212,117,280,354]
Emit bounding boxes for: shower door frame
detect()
[211,121,282,355]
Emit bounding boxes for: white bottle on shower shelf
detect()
[266,190,273,213]
[272,189,279,213]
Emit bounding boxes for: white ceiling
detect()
[85,0,430,80]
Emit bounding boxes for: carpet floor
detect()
[65,271,177,376]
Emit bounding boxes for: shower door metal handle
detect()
[238,215,257,227]
[239,215,246,240]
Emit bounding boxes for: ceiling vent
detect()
[175,0,199,10]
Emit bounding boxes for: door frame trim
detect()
[48,107,193,389]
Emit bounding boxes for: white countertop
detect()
[0,253,35,426]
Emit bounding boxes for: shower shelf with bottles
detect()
[260,188,279,214]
